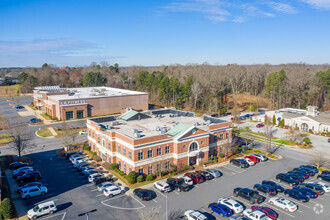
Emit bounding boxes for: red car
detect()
[184,172,204,184]
[12,170,28,179]
[244,155,260,163]
[256,124,264,128]
[251,206,278,220]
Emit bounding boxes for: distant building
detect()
[0,76,19,85]
[87,109,232,175]
[33,86,148,120]
[253,106,330,133]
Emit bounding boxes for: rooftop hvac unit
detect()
[194,122,200,126]
[133,128,138,133]
[156,126,161,131]
[134,132,140,138]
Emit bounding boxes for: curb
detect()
[34,130,55,139]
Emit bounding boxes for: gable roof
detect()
[167,123,192,139]
[119,110,139,121]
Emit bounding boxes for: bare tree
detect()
[62,122,78,151]
[9,118,30,160]
[191,82,202,111]
[309,153,328,168]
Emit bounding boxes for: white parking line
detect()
[96,193,104,197]
[101,195,145,210]
[61,212,66,220]
[153,199,158,203]
[174,191,180,196]
[39,212,66,220]
[194,185,200,188]
[318,197,324,200]
[219,170,233,176]
[101,194,126,203]
[204,182,208,184]
[155,190,167,198]
[267,203,296,218]
[297,210,303,213]
[91,189,98,192]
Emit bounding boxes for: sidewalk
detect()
[5,169,28,220]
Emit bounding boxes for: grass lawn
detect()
[0,134,13,144]
[242,148,280,159]
[55,127,87,136]
[40,114,52,120]
[0,84,21,97]
[274,139,297,146]
[37,128,53,137]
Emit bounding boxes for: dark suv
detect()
[16,171,41,184]
[276,173,299,186]
[233,187,265,204]
[230,159,249,168]
[253,184,277,196]
[166,178,190,192]
[261,180,284,193]
[9,162,29,170]
[196,171,214,180]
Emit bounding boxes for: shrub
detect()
[170,172,177,175]
[213,157,218,163]
[101,162,111,170]
[83,144,90,151]
[118,171,125,176]
[208,156,212,161]
[200,161,213,166]
[178,165,194,173]
[110,163,119,170]
[91,155,102,162]
[161,171,169,176]
[0,198,16,219]
[146,174,156,181]
[303,137,311,144]
[136,175,144,183]
[57,150,66,158]
[154,171,160,177]
[126,171,137,184]
[218,153,225,158]
[170,164,177,172]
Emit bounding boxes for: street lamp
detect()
[78,209,97,220]
[166,190,168,220]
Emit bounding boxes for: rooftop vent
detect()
[134,132,140,138]
[156,126,161,131]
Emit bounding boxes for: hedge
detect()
[146,174,156,181]
[0,198,16,219]
[199,161,213,166]
[101,162,111,170]
[137,175,144,183]
[218,153,225,158]
[91,155,102,162]
[126,171,137,184]
[177,165,194,173]
[110,163,119,170]
[83,144,90,151]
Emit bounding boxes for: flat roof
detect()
[45,87,147,101]
[94,110,229,139]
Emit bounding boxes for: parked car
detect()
[9,162,29,170]
[133,188,152,201]
[253,184,277,196]
[76,162,88,169]
[242,209,268,220]
[268,197,297,212]
[71,156,84,164]
[12,166,32,174]
[299,183,325,195]
[29,118,41,124]
[184,210,208,220]
[166,178,190,192]
[328,138,330,143]
[322,170,330,175]
[69,154,82,162]
[244,155,260,163]
[217,198,244,214]
[79,130,88,135]
[241,157,255,166]
[284,189,309,202]
[292,187,318,199]
[93,177,111,185]
[103,185,125,197]
[233,188,265,204]
[275,173,299,186]
[293,167,315,176]
[300,165,318,173]
[98,182,115,192]
[307,181,330,192]
[250,154,268,162]
[14,105,24,109]
[230,159,249,168]
[261,180,284,193]
[17,171,41,184]
[13,168,33,179]
[250,206,278,220]
[179,176,194,185]
[196,170,214,180]
[83,169,99,176]
[17,182,43,194]
[184,172,205,184]
[154,181,171,192]
[208,203,232,217]
[286,173,305,183]
[256,124,264,128]
[230,216,250,220]
[27,201,56,220]
[287,170,309,179]
[205,169,222,178]
[317,174,330,182]
[65,152,78,160]
[88,173,102,182]
[21,186,47,199]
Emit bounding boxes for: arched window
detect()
[189,142,198,152]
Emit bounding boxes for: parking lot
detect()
[11,147,328,220]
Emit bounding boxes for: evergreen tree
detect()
[272,115,276,125]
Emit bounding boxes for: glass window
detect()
[118,145,121,153]
[148,150,153,158]
[108,143,111,150]
[102,139,105,147]
[157,164,161,172]
[92,144,95,151]
[201,141,204,144]
[123,147,126,156]
[165,146,170,154]
[65,111,73,120]
[157,148,161,156]
[92,132,94,138]
[77,110,84,118]
[129,167,132,173]
[98,137,100,144]
[189,142,198,152]
[118,160,121,169]
[148,166,153,175]
[183,145,186,149]
[89,130,91,136]
[214,136,217,141]
[129,151,132,159]
[226,132,229,139]
[108,156,111,163]
[102,153,106,161]
[138,168,144,175]
[220,134,224,140]
[124,164,127,173]
[165,161,170,170]
[138,152,143,160]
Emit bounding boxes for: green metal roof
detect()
[167,123,192,138]
[120,110,139,121]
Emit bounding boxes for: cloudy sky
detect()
[0,0,330,67]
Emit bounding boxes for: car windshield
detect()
[33,205,39,212]
[234,203,240,207]
[288,202,295,207]
[198,176,203,180]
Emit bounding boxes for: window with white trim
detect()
[108,143,111,150]
[157,148,161,156]
[165,146,170,154]
[138,168,144,175]
[138,152,143,160]
[98,137,100,143]
[118,145,121,153]
[148,166,153,175]
[148,150,153,158]
[124,164,127,173]
[108,156,111,163]
[123,147,126,156]
[129,167,132,173]
[220,134,223,140]
[201,140,204,145]
[102,139,105,147]
[165,161,170,170]
[157,164,161,172]
[118,160,121,169]
[129,151,132,159]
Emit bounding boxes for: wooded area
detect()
[2,62,330,113]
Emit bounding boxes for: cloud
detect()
[233,16,246,23]
[302,0,330,9]
[269,2,298,14]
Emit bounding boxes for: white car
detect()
[21,186,48,199]
[268,197,297,212]
[103,185,125,197]
[79,130,88,135]
[241,157,255,166]
[243,209,268,220]
[179,176,194,185]
[71,156,84,164]
[154,181,171,192]
[98,182,115,192]
[27,201,57,220]
[184,210,208,220]
[69,154,81,162]
[308,181,330,192]
[205,169,222,178]
[251,153,268,162]
[218,198,244,213]
[88,173,102,182]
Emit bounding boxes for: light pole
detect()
[166,190,168,220]
[78,209,97,220]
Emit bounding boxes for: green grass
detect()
[319,167,330,172]
[274,139,296,146]
[242,148,280,159]
[0,134,13,143]
[40,113,52,120]
[55,127,87,135]
[37,128,53,137]
[0,84,21,97]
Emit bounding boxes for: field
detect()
[0,85,20,97]
[227,93,271,112]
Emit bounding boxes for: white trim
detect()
[175,125,195,140]
[173,147,209,159]
[209,139,232,148]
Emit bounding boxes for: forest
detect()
[1,62,329,113]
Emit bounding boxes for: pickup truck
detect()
[233,188,265,204]
[166,178,190,192]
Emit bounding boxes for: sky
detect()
[0,0,330,67]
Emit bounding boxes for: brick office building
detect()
[87,109,232,175]
[33,86,148,120]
